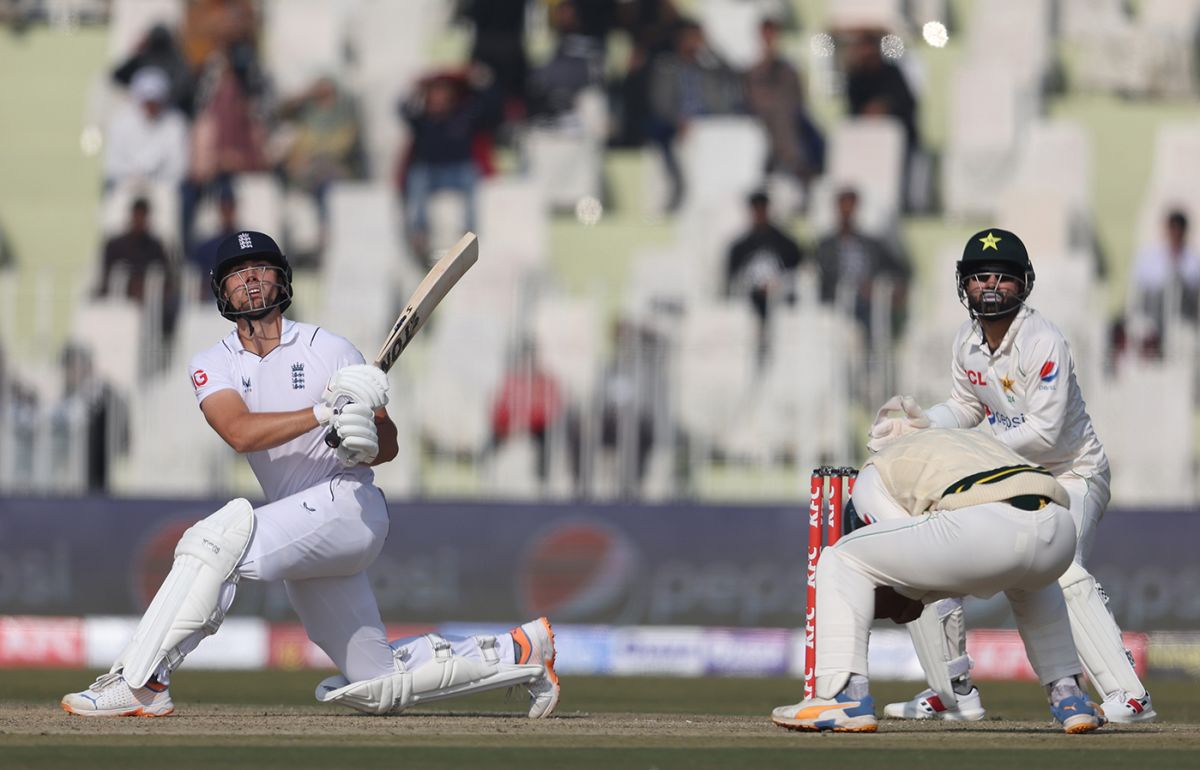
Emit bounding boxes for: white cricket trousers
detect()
[163,474,396,684]
[813,466,1081,698]
[159,474,516,686]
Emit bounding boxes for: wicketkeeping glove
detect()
[866,395,931,454]
[331,402,379,466]
[323,364,390,410]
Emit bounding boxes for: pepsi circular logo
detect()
[519,520,639,621]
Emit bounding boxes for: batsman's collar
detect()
[231,318,299,352]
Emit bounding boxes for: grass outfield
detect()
[2,671,1197,769]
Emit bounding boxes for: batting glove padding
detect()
[866,395,932,453]
[313,403,335,426]
[324,364,390,409]
[332,402,379,466]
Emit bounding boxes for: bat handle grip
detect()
[322,394,354,449]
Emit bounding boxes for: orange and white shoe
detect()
[511,617,559,718]
[772,691,878,732]
[61,672,174,717]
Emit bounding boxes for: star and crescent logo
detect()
[979,232,1002,251]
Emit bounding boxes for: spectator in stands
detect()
[814,187,910,341]
[459,0,529,126]
[0,213,14,268]
[188,188,240,301]
[571,0,622,55]
[647,17,745,212]
[611,0,681,147]
[180,0,261,85]
[96,197,178,340]
[842,29,924,209]
[50,344,126,493]
[103,66,190,192]
[96,197,173,303]
[1130,208,1200,357]
[843,30,919,155]
[527,0,606,126]
[182,47,271,253]
[746,17,822,186]
[276,74,365,243]
[487,340,569,484]
[726,191,805,358]
[112,23,196,117]
[399,65,501,264]
[6,379,39,484]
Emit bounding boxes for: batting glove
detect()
[331,402,379,466]
[323,364,390,410]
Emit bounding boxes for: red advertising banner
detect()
[0,616,85,668]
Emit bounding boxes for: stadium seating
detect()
[68,297,142,397]
[261,0,347,98]
[674,302,758,478]
[942,63,1027,219]
[808,117,906,239]
[728,305,859,476]
[1092,354,1196,505]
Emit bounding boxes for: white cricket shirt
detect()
[927,305,1108,479]
[188,319,374,501]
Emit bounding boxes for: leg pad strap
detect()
[316,633,544,715]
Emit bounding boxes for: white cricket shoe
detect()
[882,687,986,721]
[771,691,878,732]
[1101,691,1157,723]
[510,616,559,718]
[61,672,174,717]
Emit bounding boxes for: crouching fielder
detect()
[62,231,558,719]
[771,428,1104,734]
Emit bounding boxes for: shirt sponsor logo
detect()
[191,369,208,389]
[987,406,1026,430]
[967,370,988,386]
[1038,360,1059,391]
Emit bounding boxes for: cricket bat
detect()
[325,231,479,447]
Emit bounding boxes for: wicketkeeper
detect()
[868,228,1154,723]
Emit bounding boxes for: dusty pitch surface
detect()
[1,703,1192,748]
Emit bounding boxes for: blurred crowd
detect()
[3,0,1200,500]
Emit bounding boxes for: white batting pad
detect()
[316,633,542,715]
[906,601,959,709]
[1059,561,1147,699]
[115,499,254,687]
